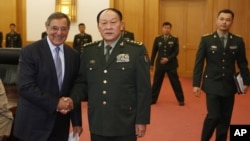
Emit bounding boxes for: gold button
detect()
[89,68,93,70]
[122,67,125,70]
[104,70,107,73]
[103,80,107,84]
[103,101,107,105]
[103,90,107,94]
[222,73,225,77]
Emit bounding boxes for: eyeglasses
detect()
[49,26,69,32]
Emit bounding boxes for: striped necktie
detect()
[55,47,62,90]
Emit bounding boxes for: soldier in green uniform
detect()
[151,21,185,106]
[69,8,151,141]
[193,9,250,141]
[5,23,22,48]
[73,23,92,53]
[121,29,134,40]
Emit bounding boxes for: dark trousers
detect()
[91,133,136,141]
[152,68,184,103]
[201,94,235,141]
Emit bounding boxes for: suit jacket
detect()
[5,32,22,48]
[122,30,134,40]
[13,38,82,141]
[150,34,179,70]
[70,37,151,136]
[193,32,250,96]
[73,33,92,53]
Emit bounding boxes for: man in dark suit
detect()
[5,23,22,48]
[73,23,92,53]
[69,8,151,141]
[150,21,185,106]
[193,9,250,141]
[0,32,2,47]
[121,29,134,40]
[13,12,82,141]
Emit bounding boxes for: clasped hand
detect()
[57,97,74,114]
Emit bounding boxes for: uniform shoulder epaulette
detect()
[235,34,242,37]
[202,33,212,37]
[125,39,143,46]
[83,40,100,47]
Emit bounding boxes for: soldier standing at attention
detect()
[151,21,185,106]
[193,9,250,141]
[73,23,92,53]
[5,23,22,48]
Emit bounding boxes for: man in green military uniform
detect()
[73,23,92,53]
[68,8,151,141]
[193,9,250,141]
[151,21,185,106]
[5,23,22,48]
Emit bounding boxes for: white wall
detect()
[26,0,109,41]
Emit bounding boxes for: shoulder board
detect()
[202,33,213,37]
[170,35,177,38]
[83,40,101,47]
[234,34,242,37]
[125,39,143,46]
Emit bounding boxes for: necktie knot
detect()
[105,45,112,62]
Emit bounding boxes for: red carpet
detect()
[73,77,250,141]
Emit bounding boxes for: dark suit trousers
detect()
[152,68,184,103]
[91,133,136,141]
[201,94,235,141]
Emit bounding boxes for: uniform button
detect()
[104,70,108,73]
[164,49,167,52]
[222,67,225,69]
[164,46,167,48]
[164,53,167,56]
[205,75,208,78]
[89,68,93,71]
[103,80,107,84]
[222,73,225,77]
[103,90,107,94]
[103,101,107,105]
[223,52,226,55]
[222,59,225,62]
[129,107,132,110]
[122,67,125,70]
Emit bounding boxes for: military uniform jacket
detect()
[71,38,151,136]
[5,32,22,48]
[193,32,250,96]
[150,34,179,70]
[73,33,92,53]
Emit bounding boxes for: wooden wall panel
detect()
[0,0,17,47]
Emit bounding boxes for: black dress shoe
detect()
[179,102,185,106]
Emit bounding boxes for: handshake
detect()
[57,97,74,114]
